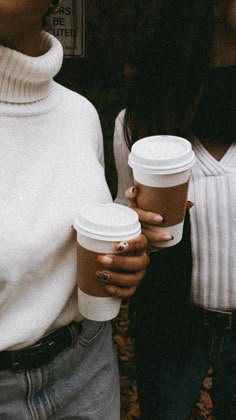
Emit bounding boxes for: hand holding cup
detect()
[96,232,149,298]
[125,185,174,249]
[74,203,144,321]
[128,135,195,249]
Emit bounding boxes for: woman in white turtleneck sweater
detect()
[0,1,148,419]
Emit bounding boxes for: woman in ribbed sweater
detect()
[113,0,236,418]
[0,1,149,419]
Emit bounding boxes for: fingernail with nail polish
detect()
[187,200,194,209]
[105,285,116,294]
[153,215,163,223]
[163,234,174,241]
[100,256,113,266]
[118,242,128,252]
[97,271,111,282]
[128,186,136,195]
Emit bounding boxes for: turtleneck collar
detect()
[0,31,63,104]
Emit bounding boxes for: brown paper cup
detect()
[129,135,195,248]
[74,203,141,321]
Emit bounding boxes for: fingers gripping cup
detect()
[74,203,141,321]
[128,135,195,248]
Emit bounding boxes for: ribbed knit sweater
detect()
[189,138,236,310]
[0,32,112,350]
[114,111,236,311]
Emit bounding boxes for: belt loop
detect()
[203,309,209,328]
[227,312,232,330]
[67,322,82,347]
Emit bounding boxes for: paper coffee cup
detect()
[128,135,195,248]
[74,203,141,321]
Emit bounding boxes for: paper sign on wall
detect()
[49,0,85,57]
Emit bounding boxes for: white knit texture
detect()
[0,32,63,103]
[189,139,236,310]
[0,32,112,350]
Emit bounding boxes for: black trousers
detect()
[133,304,236,420]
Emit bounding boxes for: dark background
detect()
[55,0,154,197]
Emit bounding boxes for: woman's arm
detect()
[113,110,133,205]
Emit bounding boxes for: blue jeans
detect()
[0,320,120,419]
[134,307,236,420]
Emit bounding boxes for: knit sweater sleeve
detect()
[113,110,134,205]
[83,103,105,168]
[95,112,106,167]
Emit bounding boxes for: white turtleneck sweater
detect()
[114,111,236,311]
[0,32,112,351]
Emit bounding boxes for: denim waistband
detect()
[192,306,236,332]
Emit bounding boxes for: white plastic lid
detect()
[128,135,195,174]
[74,203,141,241]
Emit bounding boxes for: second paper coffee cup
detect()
[74,203,141,321]
[128,135,195,248]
